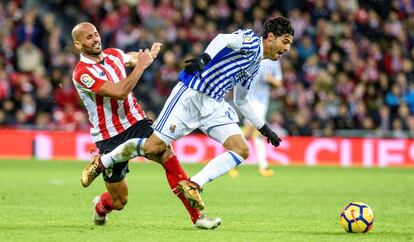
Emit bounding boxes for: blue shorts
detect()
[95,118,154,183]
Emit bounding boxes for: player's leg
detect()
[245,122,274,177]
[155,144,202,221]
[146,140,221,228]
[85,140,218,228]
[145,84,209,211]
[227,123,255,178]
[105,179,129,210]
[84,82,191,174]
[189,105,246,186]
[83,83,209,218]
[81,117,164,188]
[190,130,248,188]
[92,180,128,225]
[92,162,129,225]
[81,132,208,215]
[188,101,248,187]
[143,85,220,227]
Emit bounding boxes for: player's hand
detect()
[184,53,211,74]
[137,49,154,69]
[150,42,162,59]
[258,124,282,147]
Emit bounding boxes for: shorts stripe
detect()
[227,150,243,166]
[206,122,236,136]
[155,85,188,130]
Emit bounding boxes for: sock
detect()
[163,156,201,223]
[95,192,114,217]
[191,150,244,187]
[254,137,268,170]
[100,138,146,168]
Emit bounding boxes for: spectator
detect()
[0,0,412,138]
[54,75,79,110]
[16,41,44,74]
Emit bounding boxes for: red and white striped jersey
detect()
[72,48,145,142]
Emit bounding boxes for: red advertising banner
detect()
[172,135,414,167]
[0,130,413,167]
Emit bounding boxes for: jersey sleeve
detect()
[233,84,265,129]
[108,48,131,66]
[240,76,254,90]
[234,29,262,54]
[204,33,244,58]
[73,67,106,93]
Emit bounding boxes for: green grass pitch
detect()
[0,159,413,242]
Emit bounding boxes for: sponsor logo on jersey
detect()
[80,74,95,88]
[243,35,252,42]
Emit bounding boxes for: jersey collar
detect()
[80,52,107,64]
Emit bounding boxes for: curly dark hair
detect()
[261,17,294,39]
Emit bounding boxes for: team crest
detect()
[80,74,95,88]
[169,124,176,133]
[243,35,252,42]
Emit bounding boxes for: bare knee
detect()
[112,196,128,210]
[223,134,249,160]
[143,134,167,156]
[229,146,249,159]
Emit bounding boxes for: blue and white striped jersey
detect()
[178,29,263,101]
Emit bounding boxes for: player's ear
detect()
[73,41,81,50]
[267,32,275,41]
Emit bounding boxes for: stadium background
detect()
[1,1,414,241]
[0,0,413,166]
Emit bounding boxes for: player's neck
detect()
[262,39,269,59]
[82,52,104,63]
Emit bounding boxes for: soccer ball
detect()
[340,202,374,233]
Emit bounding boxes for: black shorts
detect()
[95,118,154,183]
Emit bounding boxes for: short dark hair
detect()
[261,17,294,39]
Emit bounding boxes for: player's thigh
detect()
[200,102,241,144]
[152,83,199,145]
[105,179,128,208]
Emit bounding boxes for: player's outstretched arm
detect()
[233,85,281,147]
[97,49,153,100]
[184,33,244,74]
[125,43,162,67]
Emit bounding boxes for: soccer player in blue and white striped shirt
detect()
[152,16,293,207]
[89,17,294,212]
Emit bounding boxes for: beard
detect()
[82,43,102,56]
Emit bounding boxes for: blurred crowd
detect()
[1,0,414,138]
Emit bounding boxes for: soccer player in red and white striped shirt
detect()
[72,22,220,229]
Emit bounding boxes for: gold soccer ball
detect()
[340,202,374,233]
